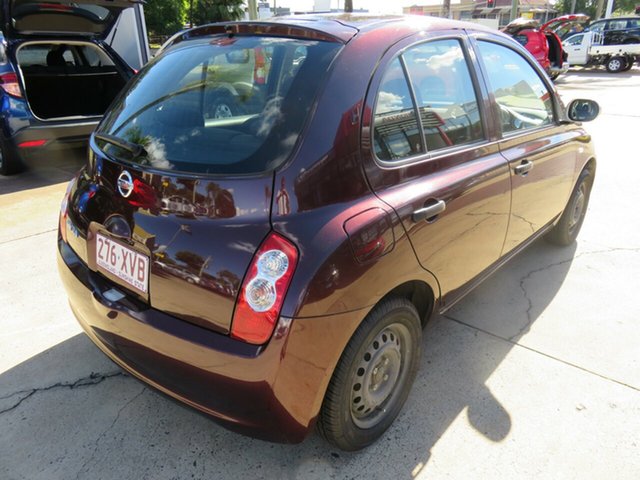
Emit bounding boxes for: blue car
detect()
[0,0,137,175]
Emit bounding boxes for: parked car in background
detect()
[503,14,589,79]
[0,0,148,175]
[563,30,640,72]
[58,14,599,451]
[584,16,640,45]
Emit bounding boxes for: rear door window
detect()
[373,58,424,161]
[372,38,484,162]
[403,39,484,152]
[96,36,341,174]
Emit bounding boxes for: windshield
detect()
[96,35,341,175]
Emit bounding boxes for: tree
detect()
[193,0,244,25]
[176,251,206,271]
[345,0,353,13]
[555,0,637,18]
[144,0,187,36]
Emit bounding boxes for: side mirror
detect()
[567,99,599,122]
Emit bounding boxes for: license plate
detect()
[96,232,149,294]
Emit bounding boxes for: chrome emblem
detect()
[117,170,134,198]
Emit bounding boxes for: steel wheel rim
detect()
[214,103,233,118]
[568,183,587,233]
[350,322,412,429]
[610,59,621,70]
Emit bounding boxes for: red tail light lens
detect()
[0,72,23,98]
[231,232,298,345]
[18,139,47,148]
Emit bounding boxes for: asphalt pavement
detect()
[1,68,639,479]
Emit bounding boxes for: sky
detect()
[267,1,424,15]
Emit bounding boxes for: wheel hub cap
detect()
[350,326,406,428]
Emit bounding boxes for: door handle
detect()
[514,160,533,176]
[412,199,446,223]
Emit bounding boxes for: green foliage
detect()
[193,0,245,25]
[554,0,637,18]
[144,0,187,36]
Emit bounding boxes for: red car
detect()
[504,14,590,79]
[58,14,599,450]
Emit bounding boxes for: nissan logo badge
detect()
[117,170,134,198]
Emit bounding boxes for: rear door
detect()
[4,0,140,38]
[472,36,577,254]
[361,32,511,304]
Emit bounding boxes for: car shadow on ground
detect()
[0,240,576,479]
[0,147,85,196]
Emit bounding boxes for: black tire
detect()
[621,60,633,72]
[0,142,20,176]
[317,298,422,451]
[606,56,626,73]
[546,168,593,246]
[207,92,240,119]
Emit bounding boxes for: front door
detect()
[563,33,588,65]
[473,39,577,254]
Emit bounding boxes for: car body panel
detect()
[57,14,598,444]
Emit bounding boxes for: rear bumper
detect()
[57,238,364,443]
[3,119,99,164]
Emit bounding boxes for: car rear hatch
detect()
[541,14,590,36]
[62,30,343,335]
[4,0,139,38]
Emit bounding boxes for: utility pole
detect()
[248,0,258,20]
[604,0,615,18]
[570,0,576,14]
[442,0,451,19]
[510,0,518,22]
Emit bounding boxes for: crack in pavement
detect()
[509,245,640,341]
[74,386,146,480]
[0,371,127,415]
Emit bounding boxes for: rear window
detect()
[96,36,341,175]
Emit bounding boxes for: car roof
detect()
[179,14,499,46]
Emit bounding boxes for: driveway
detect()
[1,69,639,480]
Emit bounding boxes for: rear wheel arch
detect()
[377,280,436,328]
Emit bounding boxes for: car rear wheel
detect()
[207,92,241,119]
[606,56,626,73]
[317,298,421,451]
[546,168,593,246]
[0,142,20,176]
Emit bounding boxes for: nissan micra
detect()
[57,15,599,451]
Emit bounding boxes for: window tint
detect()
[607,20,627,30]
[373,58,424,161]
[97,36,340,174]
[477,41,553,134]
[403,39,484,152]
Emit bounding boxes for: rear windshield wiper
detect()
[93,133,147,159]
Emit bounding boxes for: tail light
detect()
[18,139,47,148]
[0,72,23,98]
[231,232,298,345]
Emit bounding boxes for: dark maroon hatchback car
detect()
[57,14,599,450]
